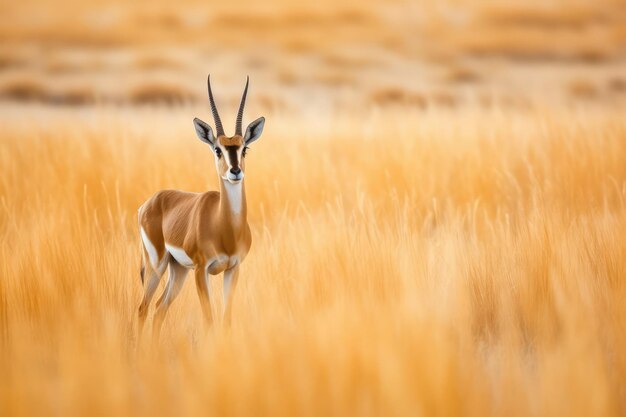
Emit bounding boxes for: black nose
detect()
[230,167,241,175]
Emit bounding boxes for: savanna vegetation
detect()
[1,0,626,415]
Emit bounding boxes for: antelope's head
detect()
[193,76,265,184]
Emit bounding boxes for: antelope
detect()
[137,76,265,342]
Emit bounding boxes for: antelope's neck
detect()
[219,179,247,232]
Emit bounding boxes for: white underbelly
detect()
[163,243,242,272]
[165,243,195,268]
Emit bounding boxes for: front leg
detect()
[223,265,240,326]
[195,266,213,331]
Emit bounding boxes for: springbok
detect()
[137,76,265,341]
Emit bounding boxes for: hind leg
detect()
[137,243,168,341]
[137,223,170,339]
[137,265,167,339]
[152,260,189,343]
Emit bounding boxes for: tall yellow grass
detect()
[1,103,625,416]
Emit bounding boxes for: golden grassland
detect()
[1,102,626,416]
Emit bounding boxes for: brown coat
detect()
[138,176,251,275]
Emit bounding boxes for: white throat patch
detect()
[223,181,243,215]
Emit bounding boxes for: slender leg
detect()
[137,258,168,340]
[223,266,240,326]
[152,261,188,343]
[195,266,214,331]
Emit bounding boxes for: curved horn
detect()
[235,76,249,136]
[207,75,224,137]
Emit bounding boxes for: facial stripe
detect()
[225,145,240,170]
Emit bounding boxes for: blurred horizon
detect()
[1,0,625,113]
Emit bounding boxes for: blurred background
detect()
[1,0,625,115]
[2,2,626,416]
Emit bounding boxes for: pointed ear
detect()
[193,117,215,147]
[244,117,265,146]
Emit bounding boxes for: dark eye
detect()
[242,146,249,157]
[215,148,222,158]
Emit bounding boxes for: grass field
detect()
[1,0,626,416]
[2,104,626,416]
